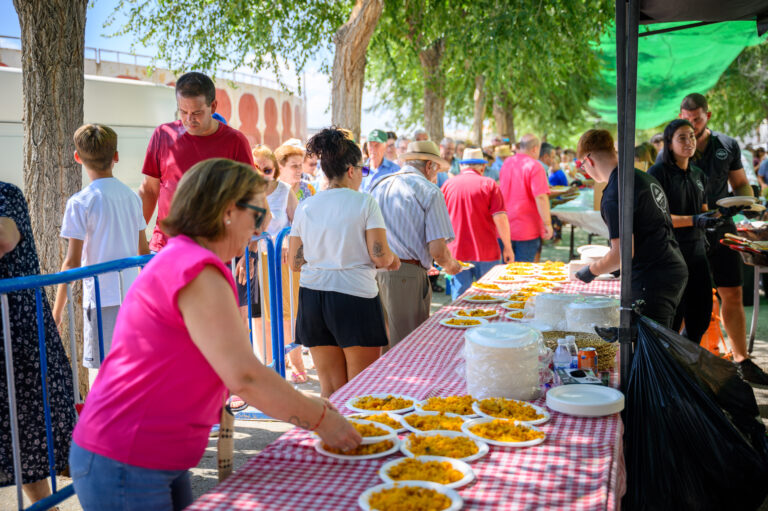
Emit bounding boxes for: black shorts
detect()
[706,223,744,288]
[295,287,388,349]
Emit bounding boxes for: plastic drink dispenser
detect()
[464,323,542,400]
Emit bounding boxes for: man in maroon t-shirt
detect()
[442,147,514,300]
[139,71,253,252]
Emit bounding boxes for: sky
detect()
[0,0,402,135]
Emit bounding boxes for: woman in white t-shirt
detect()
[288,128,400,397]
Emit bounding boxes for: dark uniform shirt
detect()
[691,130,742,208]
[648,161,708,245]
[601,167,687,283]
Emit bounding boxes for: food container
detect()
[565,297,619,333]
[464,323,543,401]
[532,293,580,330]
[576,244,611,264]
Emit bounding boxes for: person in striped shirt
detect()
[370,141,462,348]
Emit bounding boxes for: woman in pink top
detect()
[69,159,360,511]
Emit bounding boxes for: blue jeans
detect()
[70,441,193,511]
[450,260,499,301]
[512,238,541,262]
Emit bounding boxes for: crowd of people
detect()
[1,71,768,509]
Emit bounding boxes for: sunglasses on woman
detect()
[236,202,268,229]
[261,167,274,175]
[354,164,370,177]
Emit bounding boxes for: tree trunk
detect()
[471,75,486,146]
[14,0,88,397]
[331,0,383,142]
[493,95,507,139]
[419,38,446,142]
[506,104,516,144]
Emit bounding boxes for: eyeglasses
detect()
[261,167,274,175]
[578,153,591,170]
[236,202,268,229]
[354,164,370,177]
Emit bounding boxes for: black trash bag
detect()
[623,316,768,511]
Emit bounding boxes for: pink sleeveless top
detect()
[73,235,234,470]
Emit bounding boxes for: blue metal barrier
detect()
[0,255,152,511]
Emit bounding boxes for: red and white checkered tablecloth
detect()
[188,264,625,511]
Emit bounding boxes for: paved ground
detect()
[4,229,768,509]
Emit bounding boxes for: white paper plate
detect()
[716,196,757,208]
[471,399,550,425]
[470,283,507,293]
[315,437,401,461]
[500,301,527,311]
[358,481,463,511]
[400,431,489,463]
[463,294,506,304]
[400,411,466,434]
[348,412,407,434]
[331,418,397,444]
[462,418,546,448]
[458,262,475,271]
[439,317,489,329]
[452,308,499,320]
[504,311,527,321]
[346,394,417,414]
[546,384,625,417]
[414,398,478,419]
[378,456,475,489]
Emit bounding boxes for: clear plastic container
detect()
[464,323,543,400]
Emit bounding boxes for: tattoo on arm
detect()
[287,415,312,430]
[294,245,306,267]
[372,240,384,258]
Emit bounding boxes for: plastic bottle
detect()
[566,335,578,369]
[553,338,571,371]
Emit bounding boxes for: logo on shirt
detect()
[650,183,668,213]
[696,179,705,192]
[715,148,728,160]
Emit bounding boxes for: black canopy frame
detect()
[615,0,768,392]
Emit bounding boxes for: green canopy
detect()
[590,21,766,129]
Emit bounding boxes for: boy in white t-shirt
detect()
[53,124,149,383]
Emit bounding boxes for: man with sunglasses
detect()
[139,72,253,252]
[361,129,401,192]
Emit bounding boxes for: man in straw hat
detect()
[488,144,512,182]
[442,147,514,300]
[370,141,462,348]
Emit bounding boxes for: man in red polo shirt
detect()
[442,147,514,300]
[139,71,253,252]
[498,133,553,261]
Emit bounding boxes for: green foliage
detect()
[708,40,768,138]
[107,0,354,91]
[365,0,613,137]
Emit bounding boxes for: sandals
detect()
[291,371,309,384]
[227,395,247,412]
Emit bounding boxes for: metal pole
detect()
[257,241,269,365]
[34,289,57,493]
[245,244,254,347]
[2,294,24,510]
[616,0,639,394]
[93,276,105,364]
[65,285,81,404]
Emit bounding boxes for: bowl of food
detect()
[315,437,401,461]
[400,411,466,433]
[358,481,463,511]
[452,308,499,320]
[346,394,417,414]
[378,456,475,489]
[439,317,489,329]
[472,397,550,425]
[461,417,546,448]
[349,412,407,434]
[414,395,477,418]
[400,430,489,463]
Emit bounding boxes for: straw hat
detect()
[494,144,512,158]
[400,141,450,171]
[460,148,488,165]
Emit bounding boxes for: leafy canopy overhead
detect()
[108,0,355,91]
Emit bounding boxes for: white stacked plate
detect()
[546,384,624,417]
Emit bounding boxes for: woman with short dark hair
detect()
[288,128,400,397]
[70,158,360,510]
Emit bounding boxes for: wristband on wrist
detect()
[309,402,328,431]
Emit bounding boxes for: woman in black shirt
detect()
[648,119,722,343]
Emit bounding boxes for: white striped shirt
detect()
[369,166,455,269]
